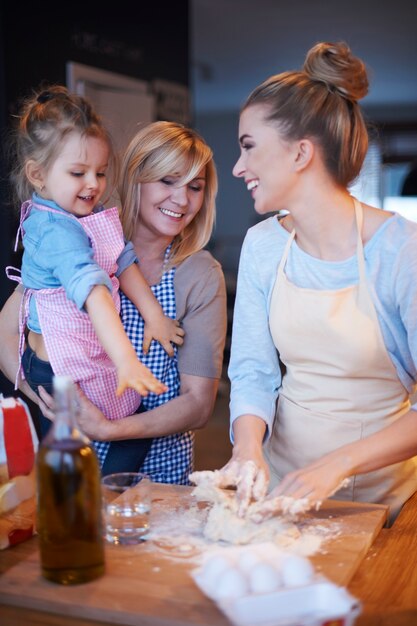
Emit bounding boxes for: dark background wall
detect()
[191,0,417,276]
[0,0,190,396]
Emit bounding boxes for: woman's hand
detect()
[39,384,112,441]
[37,385,55,421]
[249,454,351,523]
[219,447,270,517]
[272,455,350,503]
[76,386,115,440]
[217,414,270,516]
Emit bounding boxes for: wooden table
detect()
[1,484,417,626]
[349,489,417,625]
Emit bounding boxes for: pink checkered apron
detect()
[14,201,141,420]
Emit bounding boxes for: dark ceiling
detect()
[190,0,417,120]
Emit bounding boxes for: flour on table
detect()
[144,476,341,565]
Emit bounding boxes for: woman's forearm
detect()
[0,333,20,386]
[272,408,417,503]
[0,291,21,382]
[0,290,40,404]
[330,408,417,478]
[0,335,38,402]
[78,373,219,441]
[115,375,218,437]
[232,414,267,455]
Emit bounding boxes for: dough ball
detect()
[248,561,282,594]
[281,554,314,587]
[216,566,249,600]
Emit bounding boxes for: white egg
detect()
[281,554,314,587]
[248,561,282,594]
[200,554,234,592]
[216,566,250,600]
[237,550,262,573]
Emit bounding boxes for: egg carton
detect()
[191,542,361,626]
[214,582,361,626]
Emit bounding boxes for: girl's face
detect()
[233,105,298,214]
[137,169,206,239]
[39,132,110,217]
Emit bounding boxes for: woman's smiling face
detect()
[233,105,297,215]
[138,169,206,238]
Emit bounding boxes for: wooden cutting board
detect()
[0,483,387,626]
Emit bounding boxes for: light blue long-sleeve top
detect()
[228,212,417,441]
[21,194,136,333]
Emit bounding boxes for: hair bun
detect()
[303,41,369,102]
[36,85,69,105]
[36,90,54,104]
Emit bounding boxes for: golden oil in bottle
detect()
[36,376,105,584]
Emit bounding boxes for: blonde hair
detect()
[10,84,117,204]
[119,121,217,267]
[243,41,369,187]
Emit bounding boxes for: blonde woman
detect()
[1,121,227,482]
[221,42,417,524]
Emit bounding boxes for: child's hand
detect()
[143,316,185,357]
[116,357,168,397]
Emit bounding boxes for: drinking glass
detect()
[101,472,151,545]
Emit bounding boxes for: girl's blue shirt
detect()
[21,194,136,333]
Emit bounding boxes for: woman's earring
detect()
[39,184,45,192]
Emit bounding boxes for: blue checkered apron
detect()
[93,249,194,484]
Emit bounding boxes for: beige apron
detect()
[265,199,417,522]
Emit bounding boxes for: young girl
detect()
[8,85,184,425]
